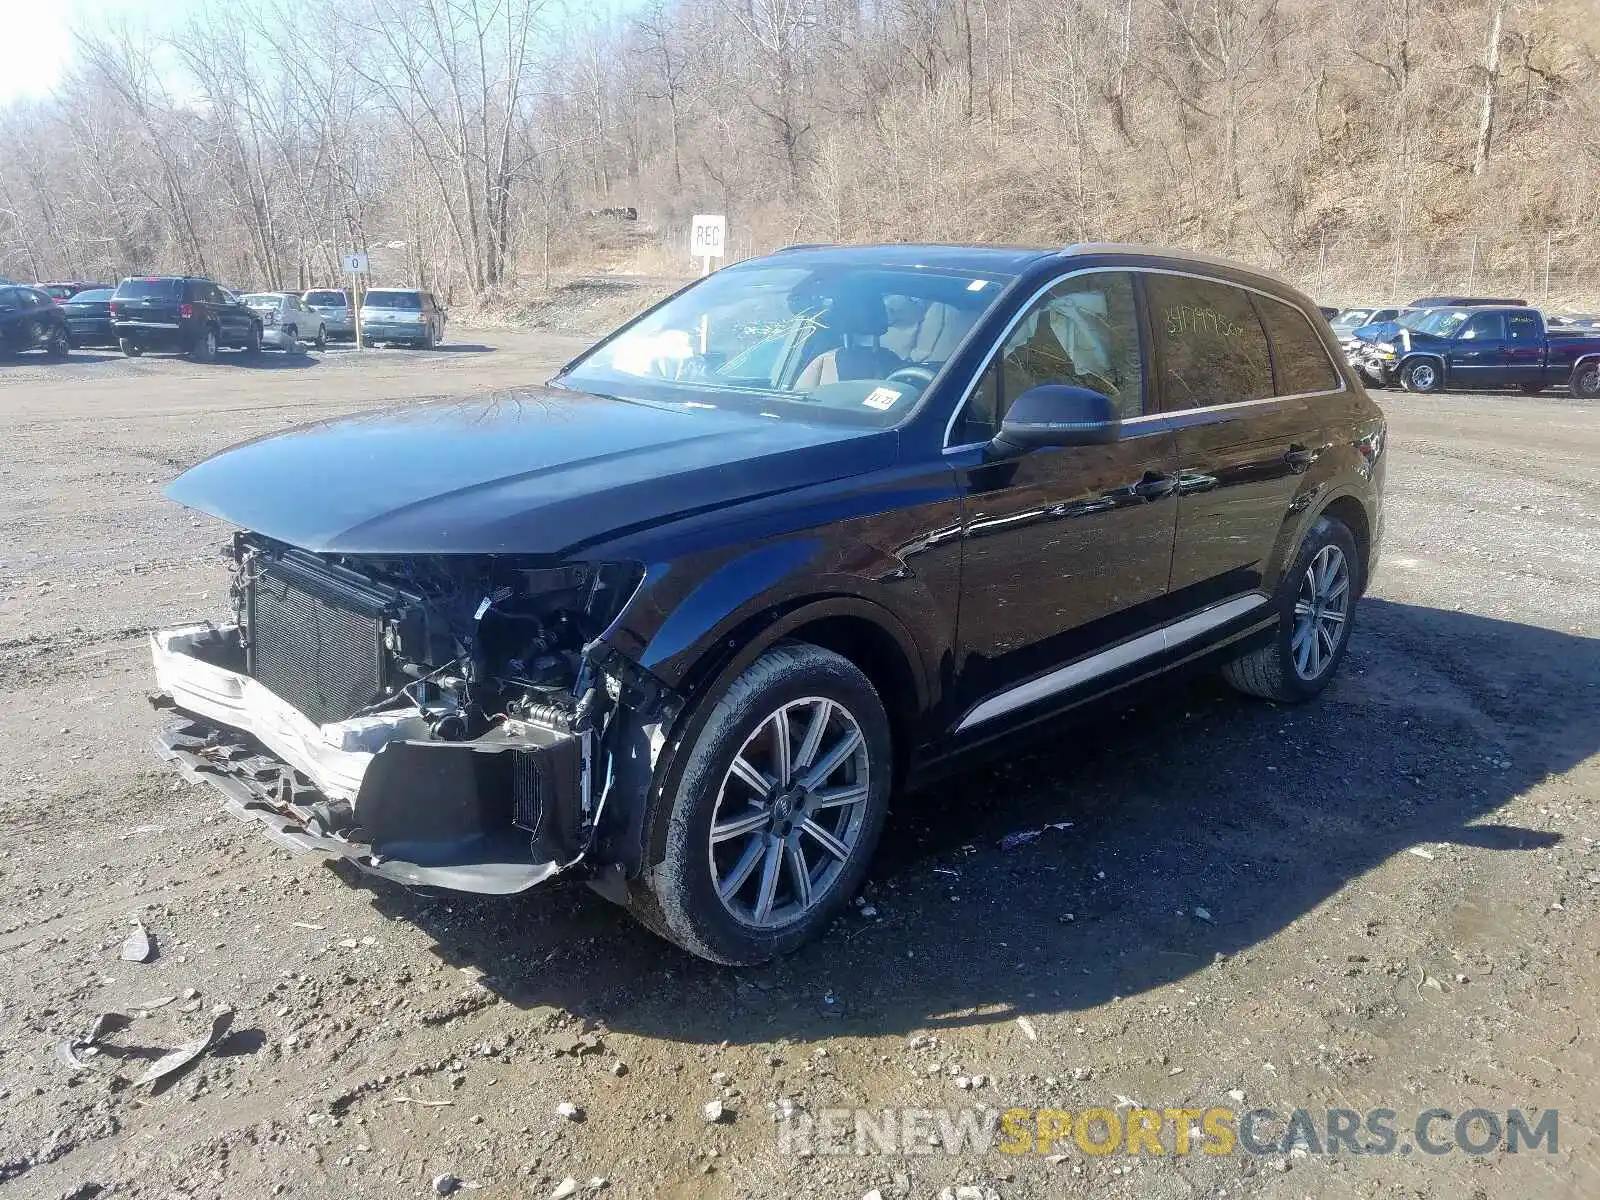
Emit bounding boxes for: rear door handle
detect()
[1284,445,1317,471]
[1131,471,1178,500]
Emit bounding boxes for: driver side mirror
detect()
[993,385,1122,452]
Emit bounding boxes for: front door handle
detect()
[1284,445,1317,472]
[1131,471,1178,500]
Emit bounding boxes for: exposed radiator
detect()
[245,553,389,727]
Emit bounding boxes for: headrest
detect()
[823,291,889,337]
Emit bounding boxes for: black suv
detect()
[150,244,1386,964]
[0,285,72,358]
[111,276,263,360]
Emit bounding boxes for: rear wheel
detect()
[1572,361,1600,399]
[1400,358,1443,393]
[44,326,69,360]
[314,323,327,349]
[242,323,261,355]
[1223,516,1359,703]
[627,642,893,965]
[192,325,218,362]
[119,337,143,358]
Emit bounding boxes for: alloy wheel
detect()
[1291,544,1350,680]
[1409,363,1436,391]
[707,696,871,929]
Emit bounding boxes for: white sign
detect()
[342,252,369,274]
[689,215,726,260]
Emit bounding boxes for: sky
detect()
[0,0,171,103]
[0,0,644,104]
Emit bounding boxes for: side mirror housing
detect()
[993,385,1122,452]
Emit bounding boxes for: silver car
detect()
[359,288,445,348]
[241,292,327,350]
[303,288,354,339]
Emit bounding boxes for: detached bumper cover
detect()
[150,624,585,894]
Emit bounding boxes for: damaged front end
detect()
[151,534,678,895]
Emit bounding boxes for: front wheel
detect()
[314,323,327,349]
[1222,516,1360,703]
[627,643,893,965]
[1572,361,1600,399]
[119,337,143,358]
[242,323,261,355]
[1400,358,1443,393]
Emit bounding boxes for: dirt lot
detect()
[1,334,1596,1200]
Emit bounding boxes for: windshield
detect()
[560,261,1014,426]
[305,290,345,305]
[1412,309,1471,336]
[116,278,183,299]
[67,289,113,303]
[1332,310,1372,329]
[365,290,421,310]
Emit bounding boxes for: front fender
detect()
[607,534,941,711]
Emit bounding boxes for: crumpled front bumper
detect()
[150,624,586,894]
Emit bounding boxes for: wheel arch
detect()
[1398,351,1445,388]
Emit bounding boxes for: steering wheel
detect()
[886,364,937,388]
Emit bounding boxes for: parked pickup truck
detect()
[1363,306,1600,396]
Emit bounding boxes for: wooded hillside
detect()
[2,0,1597,305]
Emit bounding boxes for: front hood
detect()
[167,386,896,554]
[1352,320,1402,344]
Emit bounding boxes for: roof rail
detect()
[1061,242,1299,290]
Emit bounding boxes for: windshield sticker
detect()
[863,387,902,410]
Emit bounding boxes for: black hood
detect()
[167,387,897,555]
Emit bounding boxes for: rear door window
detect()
[1147,275,1273,410]
[1257,297,1341,394]
[1506,311,1540,341]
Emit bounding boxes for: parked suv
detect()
[110,276,263,360]
[150,244,1385,965]
[241,292,327,350]
[0,285,71,358]
[302,288,353,339]
[359,287,445,347]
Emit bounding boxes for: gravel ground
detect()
[0,336,1596,1200]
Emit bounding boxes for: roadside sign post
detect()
[343,252,369,350]
[689,215,726,277]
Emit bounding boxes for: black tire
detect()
[314,323,327,349]
[1400,358,1443,393]
[1519,383,1545,395]
[1222,515,1360,703]
[626,642,893,965]
[1572,361,1600,399]
[242,323,261,355]
[44,326,69,360]
[119,337,143,358]
[192,325,218,362]
[283,325,300,353]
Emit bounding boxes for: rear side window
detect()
[1147,275,1273,409]
[116,279,182,300]
[1507,311,1540,341]
[1258,298,1341,394]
